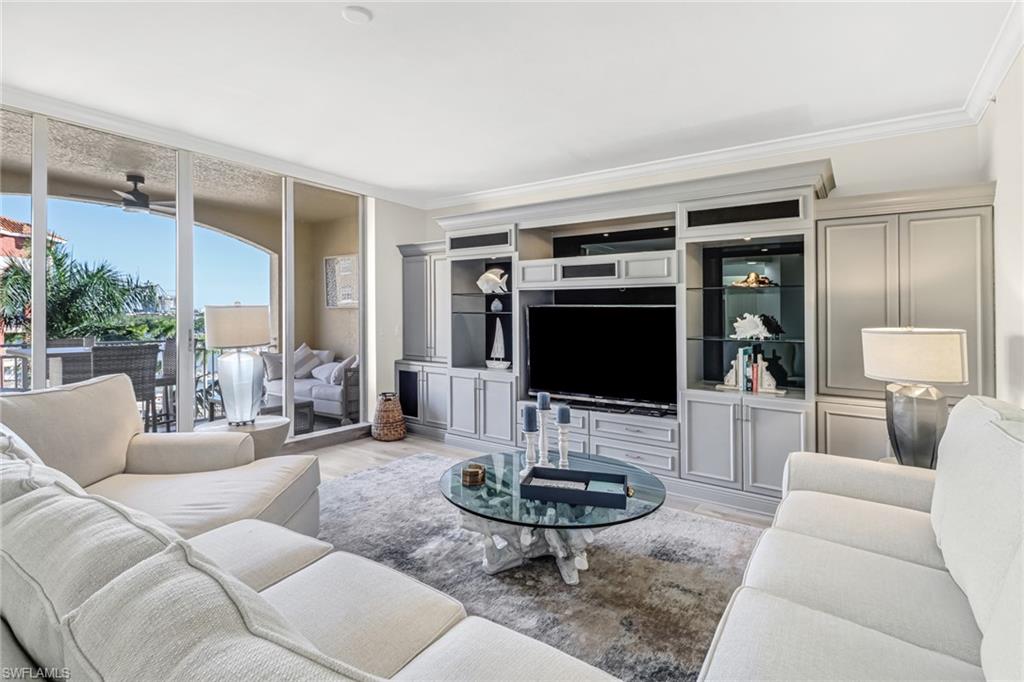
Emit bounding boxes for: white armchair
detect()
[0,374,320,538]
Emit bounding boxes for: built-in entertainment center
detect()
[397,161,996,515]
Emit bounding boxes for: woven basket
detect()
[372,392,406,441]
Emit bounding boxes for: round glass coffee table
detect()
[440,451,666,585]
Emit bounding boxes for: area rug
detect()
[317,453,763,681]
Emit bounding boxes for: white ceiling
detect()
[0,1,1015,207]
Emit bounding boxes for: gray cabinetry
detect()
[816,398,891,461]
[817,215,899,398]
[683,392,812,498]
[399,243,449,363]
[742,397,813,497]
[898,208,993,399]
[682,393,742,489]
[402,255,430,360]
[447,369,516,446]
[817,206,993,400]
[395,361,448,433]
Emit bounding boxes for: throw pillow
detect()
[61,541,378,681]
[293,344,321,379]
[330,355,358,385]
[312,348,336,365]
[311,362,341,384]
[262,352,283,381]
[2,483,178,670]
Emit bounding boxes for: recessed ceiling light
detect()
[742,237,752,241]
[602,233,610,237]
[342,5,373,24]
[761,248,768,252]
[662,227,670,231]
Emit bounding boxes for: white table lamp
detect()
[861,327,968,468]
[205,305,271,425]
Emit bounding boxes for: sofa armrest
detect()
[782,451,935,512]
[125,432,255,475]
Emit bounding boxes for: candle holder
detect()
[522,430,538,478]
[538,409,552,466]
[557,423,571,469]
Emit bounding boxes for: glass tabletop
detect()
[439,452,666,529]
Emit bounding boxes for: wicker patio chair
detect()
[91,342,160,432]
[155,337,177,431]
[47,337,94,385]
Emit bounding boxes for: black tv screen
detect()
[526,305,676,406]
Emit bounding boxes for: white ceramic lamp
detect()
[861,328,968,468]
[205,305,271,425]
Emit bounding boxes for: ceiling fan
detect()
[70,174,177,216]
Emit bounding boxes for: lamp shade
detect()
[204,305,271,349]
[861,327,968,384]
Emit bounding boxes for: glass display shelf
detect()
[452,311,512,316]
[687,380,807,401]
[686,336,804,344]
[686,285,804,291]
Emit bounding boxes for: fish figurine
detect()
[476,268,509,294]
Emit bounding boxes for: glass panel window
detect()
[292,182,362,433]
[46,119,177,429]
[192,155,282,428]
[0,109,33,392]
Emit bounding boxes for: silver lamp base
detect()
[884,383,948,469]
[217,350,264,425]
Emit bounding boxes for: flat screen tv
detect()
[526,305,676,407]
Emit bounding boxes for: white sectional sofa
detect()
[700,395,1023,681]
[0,375,610,680]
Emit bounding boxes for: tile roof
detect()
[0,216,65,242]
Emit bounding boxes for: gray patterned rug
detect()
[317,453,762,681]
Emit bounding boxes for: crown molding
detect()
[815,182,996,220]
[424,107,974,212]
[0,85,427,209]
[964,1,1024,121]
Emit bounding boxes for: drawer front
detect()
[517,402,588,431]
[519,262,558,285]
[516,429,589,455]
[590,436,676,475]
[622,254,673,280]
[590,413,679,448]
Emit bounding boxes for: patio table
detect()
[0,346,92,388]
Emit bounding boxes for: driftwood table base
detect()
[459,511,598,585]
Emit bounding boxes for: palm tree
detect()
[0,242,157,340]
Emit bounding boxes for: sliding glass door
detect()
[1,107,366,439]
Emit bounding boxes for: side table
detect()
[197,416,291,459]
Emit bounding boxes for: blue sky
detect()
[1,195,269,310]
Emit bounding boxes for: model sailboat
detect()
[486,317,511,369]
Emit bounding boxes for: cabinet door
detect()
[395,364,421,423]
[743,398,813,498]
[422,366,448,429]
[479,374,516,445]
[899,207,994,399]
[430,256,451,362]
[402,256,430,360]
[816,399,891,461]
[682,393,742,489]
[817,215,899,398]
[447,370,478,437]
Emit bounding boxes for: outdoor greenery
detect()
[0,242,167,341]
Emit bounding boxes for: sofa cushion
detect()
[311,382,345,403]
[393,616,613,681]
[1,457,84,503]
[188,519,332,591]
[773,490,945,569]
[85,455,320,538]
[2,619,39,677]
[312,348,336,365]
[60,541,376,681]
[742,529,981,664]
[979,542,1023,681]
[699,587,984,681]
[262,351,283,380]
[0,375,141,486]
[312,361,342,384]
[331,355,357,384]
[261,552,466,677]
[0,422,43,463]
[1,484,177,670]
[931,396,1023,632]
